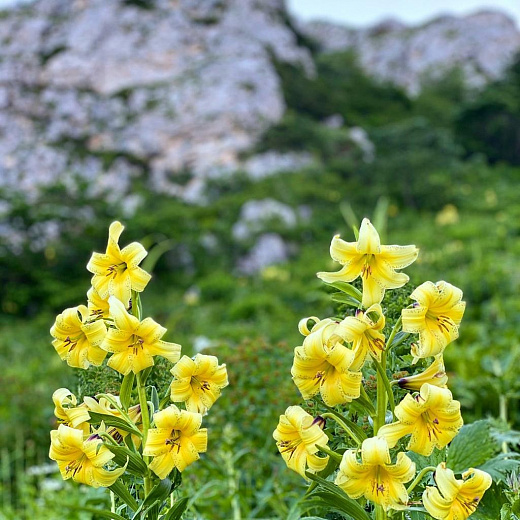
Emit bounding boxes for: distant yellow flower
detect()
[378,384,463,456]
[337,303,386,370]
[170,354,228,415]
[273,406,329,479]
[291,318,362,406]
[423,463,492,520]
[87,287,110,320]
[101,297,181,375]
[335,437,415,511]
[49,424,125,488]
[143,405,207,479]
[402,281,465,360]
[52,388,90,434]
[317,218,418,308]
[86,221,151,306]
[397,355,448,391]
[51,305,107,369]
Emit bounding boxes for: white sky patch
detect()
[287,0,520,27]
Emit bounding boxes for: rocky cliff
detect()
[300,11,520,94]
[0,0,519,214]
[0,0,312,205]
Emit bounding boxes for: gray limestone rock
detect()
[237,232,289,275]
[232,199,297,241]
[0,0,312,204]
[300,11,520,94]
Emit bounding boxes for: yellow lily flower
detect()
[86,221,152,306]
[143,405,207,479]
[317,218,418,308]
[423,463,492,520]
[170,354,228,415]
[101,296,181,375]
[378,384,463,456]
[52,388,90,434]
[336,304,386,370]
[87,287,110,320]
[291,318,362,406]
[397,355,448,391]
[51,305,107,369]
[335,436,415,511]
[49,424,126,488]
[402,281,465,360]
[273,405,329,479]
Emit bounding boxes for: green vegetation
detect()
[1,47,520,519]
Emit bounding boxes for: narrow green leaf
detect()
[352,393,376,417]
[62,506,127,520]
[120,372,135,411]
[140,367,153,386]
[89,412,142,437]
[387,331,410,349]
[132,479,172,519]
[302,491,371,520]
[141,239,177,274]
[109,479,139,511]
[321,404,367,442]
[305,472,371,520]
[327,281,363,302]
[161,497,189,520]
[150,386,160,415]
[105,444,149,477]
[331,293,362,307]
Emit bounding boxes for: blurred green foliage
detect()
[1,45,520,519]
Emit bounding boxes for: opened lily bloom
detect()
[337,303,386,370]
[291,318,362,406]
[49,424,125,488]
[273,405,329,479]
[52,388,90,434]
[378,383,463,456]
[423,463,492,520]
[170,354,228,415]
[397,355,448,391]
[143,405,207,479]
[317,218,418,308]
[87,287,110,320]
[51,305,107,369]
[402,281,465,360]
[86,221,152,306]
[335,436,415,511]
[101,296,181,375]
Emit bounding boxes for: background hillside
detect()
[1,1,519,518]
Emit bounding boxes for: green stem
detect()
[499,394,509,454]
[321,413,362,446]
[315,444,343,463]
[373,359,396,416]
[359,385,377,417]
[406,466,436,494]
[386,317,402,351]
[374,351,389,435]
[136,371,152,495]
[375,504,387,520]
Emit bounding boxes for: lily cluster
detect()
[49,222,228,516]
[273,218,492,519]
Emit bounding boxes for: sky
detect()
[0,0,518,28]
[287,0,520,27]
